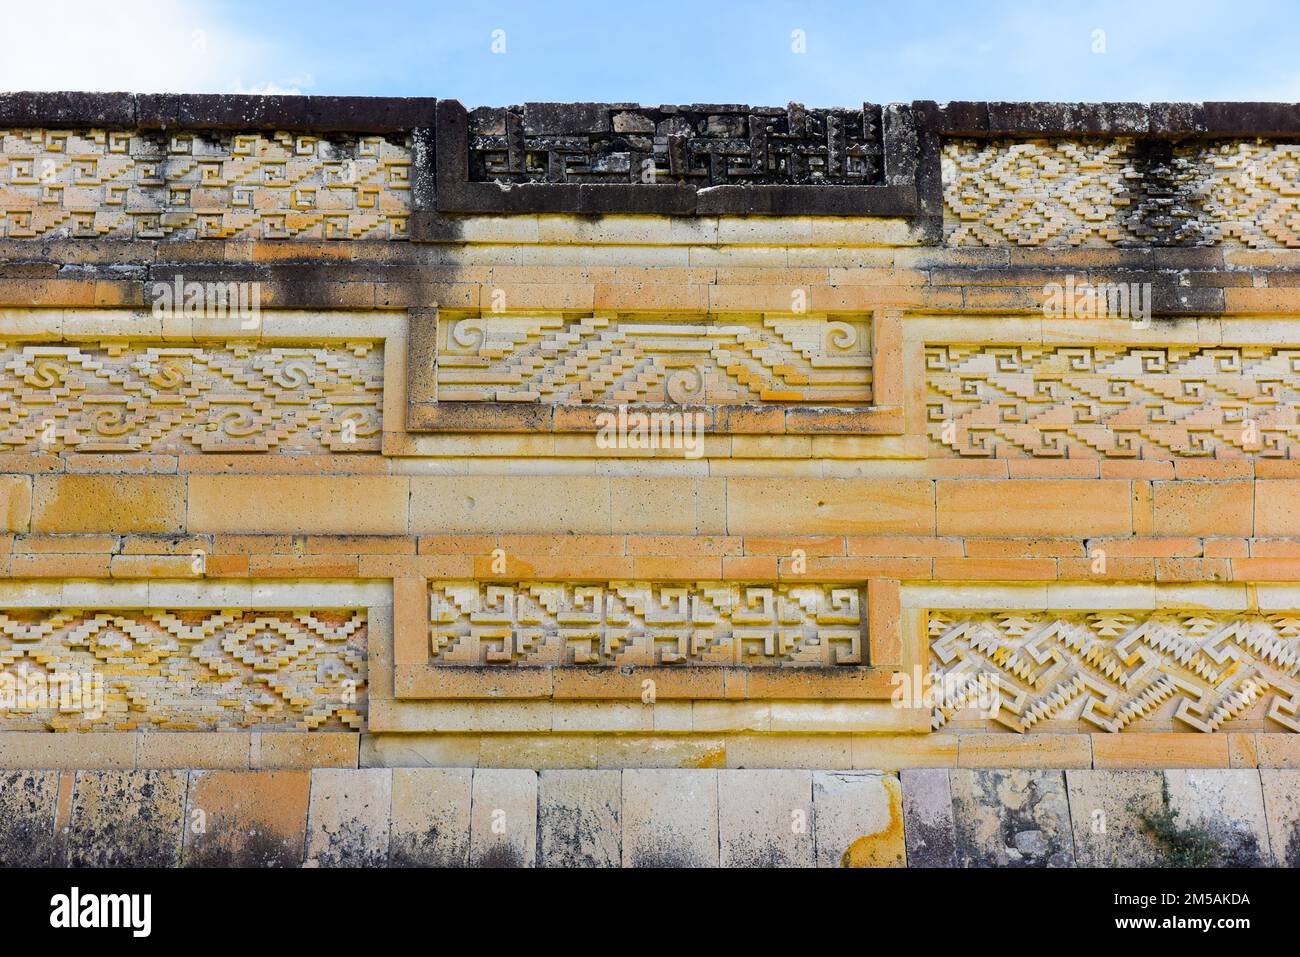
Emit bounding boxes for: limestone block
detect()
[361,733,480,769]
[622,769,718,867]
[811,770,905,867]
[32,475,185,533]
[253,732,360,769]
[66,770,186,867]
[183,770,310,867]
[305,768,392,867]
[538,769,621,868]
[188,475,408,535]
[718,769,813,867]
[1260,770,1300,867]
[1163,769,1272,866]
[0,475,30,532]
[1065,770,1166,867]
[949,769,1075,867]
[900,768,956,867]
[0,770,59,866]
[469,768,537,867]
[390,767,472,867]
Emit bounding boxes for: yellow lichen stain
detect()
[839,778,905,868]
[687,746,726,769]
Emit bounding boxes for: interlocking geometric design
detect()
[929,609,1300,733]
[942,139,1137,246]
[0,129,410,240]
[1199,141,1300,247]
[943,138,1300,247]
[0,342,383,453]
[436,315,872,404]
[429,582,866,666]
[0,609,366,730]
[926,344,1300,458]
[469,103,883,186]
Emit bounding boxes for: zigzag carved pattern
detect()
[429,581,865,666]
[926,344,1300,458]
[944,138,1300,248]
[437,316,872,404]
[0,343,383,453]
[929,610,1300,733]
[0,609,366,731]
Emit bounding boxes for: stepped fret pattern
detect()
[926,344,1300,458]
[943,138,1300,247]
[930,610,1300,734]
[0,609,367,731]
[436,315,872,404]
[0,342,383,453]
[0,129,410,240]
[429,582,866,666]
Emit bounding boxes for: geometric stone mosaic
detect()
[0,342,383,453]
[436,316,872,405]
[0,129,410,240]
[0,610,366,731]
[926,344,1300,458]
[429,582,865,666]
[942,139,1138,246]
[929,610,1300,733]
[469,103,884,186]
[943,138,1300,248]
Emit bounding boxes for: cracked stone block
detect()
[1066,770,1166,867]
[539,769,620,868]
[718,769,813,867]
[183,770,310,867]
[66,770,186,867]
[622,769,718,867]
[950,769,1075,868]
[1261,770,1300,868]
[469,769,537,868]
[1163,769,1271,867]
[0,770,59,867]
[901,768,956,867]
[305,768,391,868]
[390,767,472,867]
[812,770,905,868]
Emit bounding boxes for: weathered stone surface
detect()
[900,768,956,867]
[1066,770,1166,867]
[717,769,813,867]
[622,769,718,867]
[304,768,391,867]
[66,770,186,867]
[469,768,537,868]
[390,767,472,867]
[812,770,905,867]
[183,770,310,867]
[538,769,620,868]
[949,769,1075,868]
[0,770,59,866]
[1261,770,1300,867]
[1163,769,1271,866]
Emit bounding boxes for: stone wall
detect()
[2,766,1295,867]
[7,95,1300,867]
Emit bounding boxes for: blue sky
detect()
[4,0,1299,105]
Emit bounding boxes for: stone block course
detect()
[64,769,186,867]
[468,768,537,867]
[183,770,310,867]
[538,768,621,867]
[0,765,1290,867]
[304,768,392,867]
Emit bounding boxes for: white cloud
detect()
[0,0,304,94]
